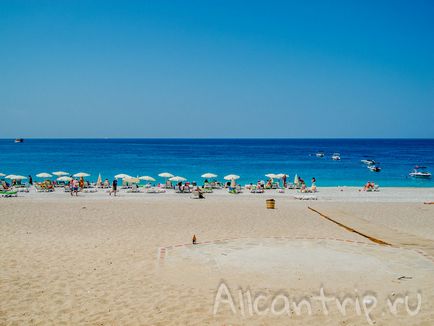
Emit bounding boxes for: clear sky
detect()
[1,0,433,138]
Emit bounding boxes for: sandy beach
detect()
[1,187,434,325]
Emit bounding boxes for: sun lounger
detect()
[0,190,18,197]
[126,184,142,193]
[294,195,318,200]
[83,187,98,193]
[250,187,264,193]
[146,187,166,193]
[228,187,242,194]
[190,190,205,199]
[13,186,29,193]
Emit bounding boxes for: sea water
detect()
[0,138,433,187]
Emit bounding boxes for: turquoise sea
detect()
[0,139,433,187]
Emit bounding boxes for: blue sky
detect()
[1,0,433,138]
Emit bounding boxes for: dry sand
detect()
[1,187,434,325]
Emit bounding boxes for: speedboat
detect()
[368,165,381,172]
[332,153,341,160]
[316,151,325,158]
[361,159,376,165]
[409,166,432,178]
[14,138,24,143]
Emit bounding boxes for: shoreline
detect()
[4,186,434,203]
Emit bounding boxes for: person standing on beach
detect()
[70,179,79,196]
[110,179,117,196]
[28,175,33,185]
[79,177,84,190]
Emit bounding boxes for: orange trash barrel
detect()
[266,199,275,209]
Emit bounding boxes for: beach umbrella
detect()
[52,171,69,176]
[169,176,186,182]
[0,173,6,177]
[158,172,174,179]
[114,174,132,179]
[265,173,278,179]
[139,176,156,182]
[73,172,90,178]
[201,173,217,179]
[294,174,299,185]
[96,174,102,187]
[36,172,53,178]
[124,177,140,183]
[223,174,240,181]
[57,176,72,182]
[6,175,27,180]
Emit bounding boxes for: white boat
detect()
[14,138,24,143]
[409,166,432,178]
[332,153,341,160]
[368,165,381,172]
[316,151,325,158]
[361,159,376,165]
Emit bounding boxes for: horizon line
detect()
[1,137,434,140]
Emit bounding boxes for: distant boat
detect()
[332,153,341,160]
[409,166,431,178]
[14,138,24,143]
[316,151,325,158]
[361,159,376,165]
[368,165,381,172]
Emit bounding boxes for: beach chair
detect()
[250,186,264,194]
[35,183,45,192]
[294,195,318,200]
[0,190,18,198]
[190,190,204,199]
[127,184,142,193]
[202,187,213,193]
[83,186,98,193]
[146,187,166,194]
[13,186,29,193]
[228,186,242,194]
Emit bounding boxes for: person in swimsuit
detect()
[110,179,117,196]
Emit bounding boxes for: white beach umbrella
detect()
[201,173,217,179]
[73,172,90,178]
[114,174,132,179]
[265,173,278,179]
[0,173,6,177]
[124,177,140,183]
[294,174,299,184]
[169,176,186,182]
[276,173,289,178]
[139,176,156,182]
[57,176,72,182]
[36,172,53,178]
[224,174,240,181]
[6,175,27,180]
[158,172,174,178]
[52,171,69,176]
